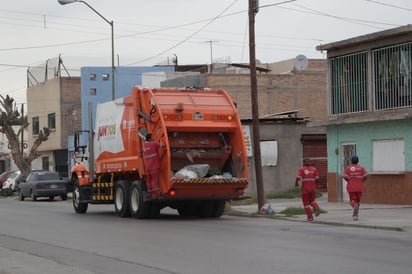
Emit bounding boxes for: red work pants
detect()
[146,169,160,198]
[349,192,362,208]
[301,192,319,219]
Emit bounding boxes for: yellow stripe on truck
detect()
[172,178,248,185]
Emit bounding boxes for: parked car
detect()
[18,170,68,201]
[2,170,21,195]
[0,170,14,189]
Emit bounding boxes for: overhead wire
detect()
[365,0,412,11]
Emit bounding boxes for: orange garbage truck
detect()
[70,86,249,219]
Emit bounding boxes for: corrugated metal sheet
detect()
[302,134,328,192]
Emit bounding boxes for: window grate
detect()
[330,52,368,114]
[373,42,412,109]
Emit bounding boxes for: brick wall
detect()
[206,60,327,122]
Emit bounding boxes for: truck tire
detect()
[198,200,225,218]
[73,181,88,214]
[198,201,214,218]
[212,200,226,218]
[130,181,150,219]
[177,201,198,217]
[114,180,131,217]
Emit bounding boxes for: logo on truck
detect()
[98,124,117,141]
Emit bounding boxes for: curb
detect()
[227,210,405,232]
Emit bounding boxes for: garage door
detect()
[301,134,327,192]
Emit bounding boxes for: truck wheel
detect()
[212,200,226,218]
[198,201,214,218]
[177,201,198,217]
[49,196,54,201]
[61,194,68,201]
[114,180,131,217]
[73,181,88,214]
[130,181,150,219]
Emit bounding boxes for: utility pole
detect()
[249,0,265,211]
[204,40,218,72]
[21,104,24,156]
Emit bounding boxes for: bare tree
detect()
[0,94,50,181]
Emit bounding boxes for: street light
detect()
[58,0,115,100]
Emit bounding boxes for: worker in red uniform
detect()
[143,133,161,198]
[343,155,368,221]
[295,158,321,221]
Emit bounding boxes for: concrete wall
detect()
[245,122,326,194]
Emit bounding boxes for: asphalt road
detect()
[0,196,411,274]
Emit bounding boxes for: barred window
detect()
[373,42,412,110]
[330,52,368,114]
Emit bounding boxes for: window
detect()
[373,42,412,109]
[32,117,39,135]
[330,52,368,114]
[260,140,278,166]
[89,74,96,81]
[90,88,96,96]
[372,139,405,172]
[48,113,56,129]
[102,74,109,81]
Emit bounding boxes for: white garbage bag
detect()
[183,164,210,178]
[174,169,198,179]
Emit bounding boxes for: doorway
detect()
[341,143,356,202]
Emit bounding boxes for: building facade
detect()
[27,77,81,176]
[206,59,328,193]
[317,25,412,204]
[27,59,328,195]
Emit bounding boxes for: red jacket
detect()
[296,166,319,194]
[143,140,160,171]
[343,164,368,192]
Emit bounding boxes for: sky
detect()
[1,0,412,105]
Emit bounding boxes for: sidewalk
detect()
[230,195,412,233]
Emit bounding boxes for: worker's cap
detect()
[351,155,359,164]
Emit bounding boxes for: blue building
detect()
[67,66,174,174]
[80,66,175,131]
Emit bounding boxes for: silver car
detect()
[18,171,68,201]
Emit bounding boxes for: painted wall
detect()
[327,119,412,204]
[80,66,174,131]
[327,119,412,173]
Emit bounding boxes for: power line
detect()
[365,0,412,11]
[288,3,399,29]
[124,0,240,66]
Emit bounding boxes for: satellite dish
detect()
[294,54,308,71]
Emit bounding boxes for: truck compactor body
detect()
[71,86,248,219]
